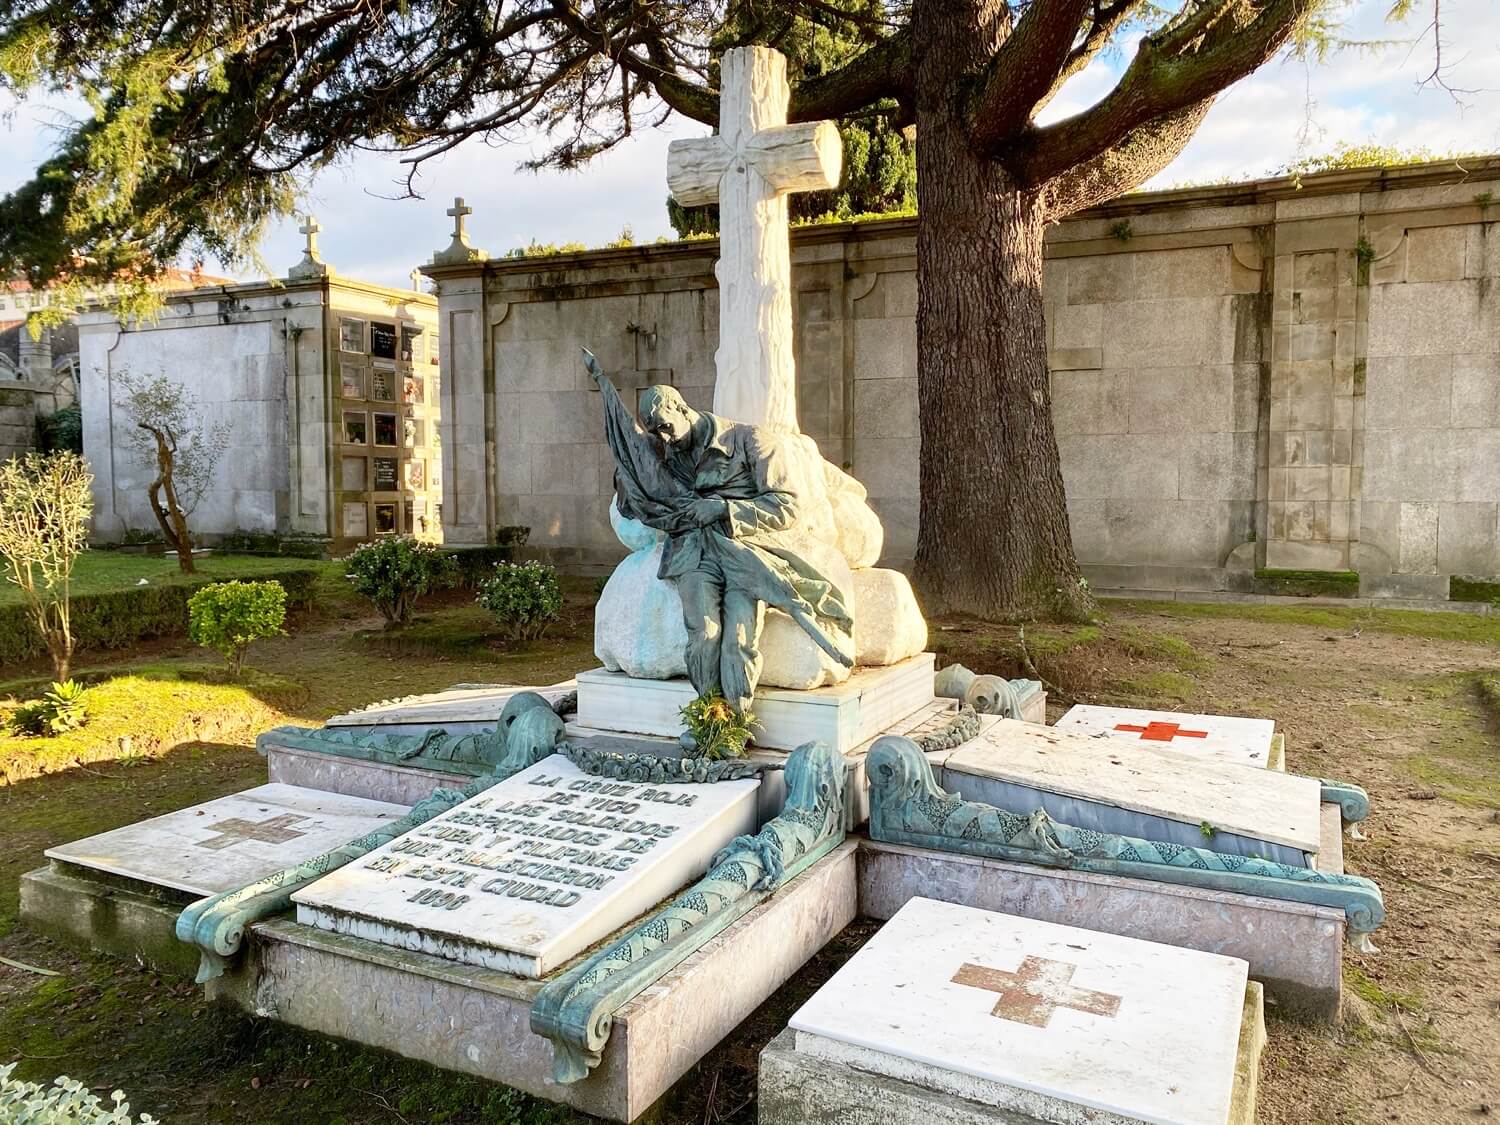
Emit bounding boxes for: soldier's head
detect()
[639,385,697,446]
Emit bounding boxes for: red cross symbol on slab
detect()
[952,957,1122,1028]
[1114,720,1209,743]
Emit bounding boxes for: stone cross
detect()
[447,197,473,241]
[196,813,310,852]
[951,957,1123,1028]
[667,47,841,432]
[289,214,333,280]
[410,268,423,292]
[432,195,489,266]
[299,215,322,257]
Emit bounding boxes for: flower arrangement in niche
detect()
[678,692,755,760]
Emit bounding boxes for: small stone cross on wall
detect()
[299,215,322,257]
[447,197,473,241]
[196,813,310,852]
[951,957,1122,1028]
[667,47,842,432]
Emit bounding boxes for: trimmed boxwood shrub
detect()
[476,560,563,640]
[188,580,288,675]
[0,568,319,669]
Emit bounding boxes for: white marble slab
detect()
[45,784,409,897]
[574,653,936,753]
[292,755,758,977]
[1054,705,1276,770]
[940,719,1321,854]
[790,897,1248,1125]
[325,681,576,728]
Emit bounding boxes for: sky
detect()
[2,0,1497,291]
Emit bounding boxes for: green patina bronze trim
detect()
[561,742,775,782]
[866,736,1384,947]
[529,739,847,1084]
[912,705,982,753]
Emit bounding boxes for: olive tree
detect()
[0,451,93,680]
[115,371,231,574]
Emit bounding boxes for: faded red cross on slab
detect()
[196,813,310,851]
[951,956,1122,1028]
[1114,720,1208,743]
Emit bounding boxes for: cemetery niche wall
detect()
[78,230,442,550]
[425,155,1500,605]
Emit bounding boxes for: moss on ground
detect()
[1117,598,1500,646]
[1252,568,1360,598]
[1115,670,1197,703]
[1344,965,1422,1012]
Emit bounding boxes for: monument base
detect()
[19,862,202,978]
[856,833,1345,1023]
[574,653,937,753]
[206,841,858,1123]
[757,983,1266,1125]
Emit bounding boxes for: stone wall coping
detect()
[77,273,437,317]
[422,155,1500,285]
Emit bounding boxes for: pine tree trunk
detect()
[909,0,1094,622]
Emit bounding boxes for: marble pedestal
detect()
[574,652,936,753]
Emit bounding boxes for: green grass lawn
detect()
[0,551,339,607]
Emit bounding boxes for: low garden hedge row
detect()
[0,567,321,668]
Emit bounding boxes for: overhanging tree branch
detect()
[1006,0,1317,183]
[969,0,1095,152]
[1033,0,1146,117]
[1042,98,1215,218]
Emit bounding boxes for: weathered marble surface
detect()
[851,568,927,666]
[760,983,1266,1125]
[789,897,1248,1125]
[207,841,859,1123]
[44,784,407,896]
[593,502,690,680]
[292,756,759,977]
[575,652,936,753]
[933,719,1322,857]
[1054,705,1277,770]
[324,683,576,728]
[666,46,841,433]
[856,837,1345,1022]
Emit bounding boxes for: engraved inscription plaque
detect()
[292,755,759,976]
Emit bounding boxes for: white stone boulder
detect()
[593,502,689,680]
[758,533,855,690]
[850,568,927,666]
[594,501,856,690]
[822,462,883,569]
